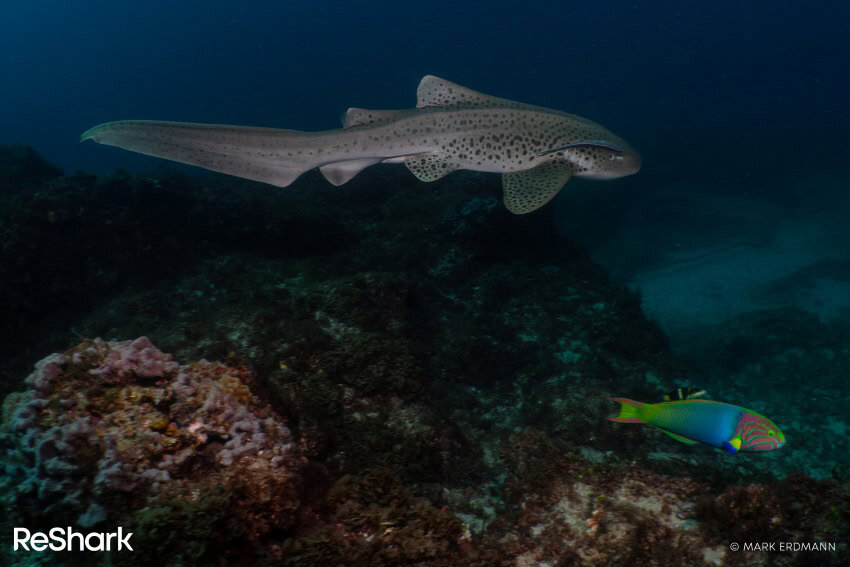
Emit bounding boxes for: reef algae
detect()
[1,336,303,565]
[486,427,849,566]
[278,469,508,567]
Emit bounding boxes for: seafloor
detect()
[0,145,847,566]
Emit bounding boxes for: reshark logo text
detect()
[13,527,133,552]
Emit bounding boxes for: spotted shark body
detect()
[81,75,640,214]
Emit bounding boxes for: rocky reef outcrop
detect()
[1,147,848,565]
[1,337,302,565]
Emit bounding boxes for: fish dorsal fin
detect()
[656,428,699,445]
[502,161,573,214]
[405,151,459,182]
[319,158,381,185]
[342,108,407,129]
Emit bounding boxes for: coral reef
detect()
[2,148,849,565]
[1,337,303,565]
[484,427,849,566]
[278,469,508,566]
[0,144,63,193]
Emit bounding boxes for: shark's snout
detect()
[606,147,641,178]
[579,147,641,180]
[622,150,641,176]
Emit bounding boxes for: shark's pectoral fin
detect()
[404,151,459,182]
[319,158,381,185]
[502,162,573,214]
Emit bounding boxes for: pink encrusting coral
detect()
[86,336,180,383]
[0,337,304,552]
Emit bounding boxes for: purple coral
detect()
[23,351,67,393]
[1,337,300,529]
[87,336,179,383]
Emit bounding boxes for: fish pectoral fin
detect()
[319,158,381,186]
[502,162,572,214]
[656,428,699,445]
[723,437,742,454]
[404,151,459,182]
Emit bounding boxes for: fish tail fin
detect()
[607,397,645,423]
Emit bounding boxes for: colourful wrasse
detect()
[609,398,785,454]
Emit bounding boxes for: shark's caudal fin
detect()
[80,120,310,187]
[608,397,645,423]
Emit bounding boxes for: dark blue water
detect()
[3,1,847,183]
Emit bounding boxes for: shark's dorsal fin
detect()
[416,76,572,117]
[417,75,507,108]
[502,161,572,214]
[342,108,408,129]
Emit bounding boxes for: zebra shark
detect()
[81,75,640,214]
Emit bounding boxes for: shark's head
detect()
[583,142,641,180]
[539,139,640,180]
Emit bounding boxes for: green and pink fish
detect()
[609,397,785,454]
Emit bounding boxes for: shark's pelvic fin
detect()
[404,151,459,182]
[502,162,573,214]
[319,158,382,185]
